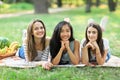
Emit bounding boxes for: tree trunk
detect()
[108,0,117,12]
[85,0,92,13]
[96,0,100,7]
[57,0,62,7]
[32,0,49,14]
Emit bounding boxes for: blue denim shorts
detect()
[105,49,111,62]
[18,46,25,59]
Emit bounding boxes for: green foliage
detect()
[0,2,33,14]
[2,0,15,3]
[2,0,32,3]
[9,2,33,10]
[62,0,85,6]
[0,3,10,8]
[51,0,85,8]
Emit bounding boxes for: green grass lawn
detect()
[0,6,120,80]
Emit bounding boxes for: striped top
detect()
[34,46,49,61]
[23,44,49,62]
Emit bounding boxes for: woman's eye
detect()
[40,26,44,29]
[34,27,39,30]
[88,31,91,34]
[92,31,96,34]
[66,29,70,32]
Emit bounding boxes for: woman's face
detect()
[87,26,98,42]
[32,22,45,39]
[60,24,71,41]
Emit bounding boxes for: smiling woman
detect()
[17,19,53,70]
[80,23,111,66]
[50,21,80,65]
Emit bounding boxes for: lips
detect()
[37,31,44,35]
[61,36,69,41]
[35,32,44,37]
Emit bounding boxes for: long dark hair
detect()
[27,19,46,61]
[83,23,104,59]
[50,21,74,60]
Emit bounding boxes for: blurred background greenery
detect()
[0,0,120,14]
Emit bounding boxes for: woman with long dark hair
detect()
[81,23,111,65]
[50,21,80,65]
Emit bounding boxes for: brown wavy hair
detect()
[26,19,46,61]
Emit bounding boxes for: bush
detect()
[9,2,33,10]
[0,2,33,13]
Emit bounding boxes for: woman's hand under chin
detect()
[86,42,95,50]
[91,41,99,50]
[61,41,66,50]
[64,40,70,50]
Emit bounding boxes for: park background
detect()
[0,0,120,80]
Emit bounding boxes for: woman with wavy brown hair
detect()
[19,19,53,70]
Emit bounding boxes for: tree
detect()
[85,0,92,13]
[2,0,17,3]
[96,0,100,7]
[32,0,49,14]
[108,0,118,12]
[57,0,62,7]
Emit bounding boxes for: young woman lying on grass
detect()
[50,21,80,65]
[17,19,53,70]
[80,23,111,66]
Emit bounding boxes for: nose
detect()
[89,33,94,38]
[63,32,68,36]
[90,33,93,36]
[38,28,42,31]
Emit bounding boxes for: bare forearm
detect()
[96,48,104,65]
[67,48,79,65]
[81,47,89,65]
[52,48,63,65]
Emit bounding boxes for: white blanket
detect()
[53,55,120,67]
[102,55,120,67]
[0,56,36,68]
[0,55,120,68]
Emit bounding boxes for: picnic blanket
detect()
[102,55,120,67]
[0,56,37,68]
[0,55,120,68]
[54,55,120,68]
